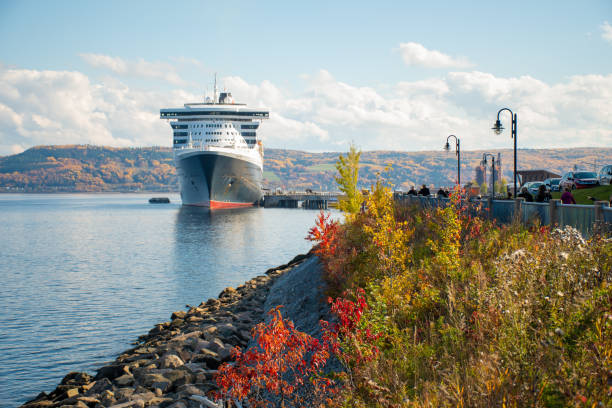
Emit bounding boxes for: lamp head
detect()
[444,141,450,151]
[492,119,504,135]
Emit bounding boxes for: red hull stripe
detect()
[209,200,255,209]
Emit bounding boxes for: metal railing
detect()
[395,194,611,237]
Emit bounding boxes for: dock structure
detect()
[263,192,339,209]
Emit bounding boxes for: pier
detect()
[263,192,339,209]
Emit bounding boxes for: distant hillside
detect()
[1,145,610,192]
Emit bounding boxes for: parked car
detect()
[544,177,561,192]
[524,181,544,196]
[559,171,600,190]
[598,164,612,185]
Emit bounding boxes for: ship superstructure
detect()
[160,86,269,208]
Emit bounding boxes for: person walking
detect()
[561,187,576,204]
[517,186,533,202]
[535,184,552,203]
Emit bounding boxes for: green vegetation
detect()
[307,163,337,172]
[263,170,280,182]
[1,145,610,193]
[335,144,363,216]
[552,185,612,205]
[0,145,176,192]
[304,157,612,406]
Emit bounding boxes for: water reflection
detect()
[172,206,270,301]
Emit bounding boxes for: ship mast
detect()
[213,73,218,104]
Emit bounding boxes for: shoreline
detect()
[22,251,321,408]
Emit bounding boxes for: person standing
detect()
[418,184,431,196]
[517,187,533,202]
[535,184,552,203]
[561,187,576,204]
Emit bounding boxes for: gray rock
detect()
[171,310,187,320]
[191,349,220,369]
[114,387,134,401]
[94,364,127,381]
[107,400,144,408]
[175,384,206,398]
[85,378,112,396]
[151,379,172,393]
[99,389,116,406]
[166,402,187,408]
[164,368,193,388]
[142,373,170,388]
[206,338,224,353]
[114,374,134,387]
[160,354,184,369]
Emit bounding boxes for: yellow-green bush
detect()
[318,181,612,407]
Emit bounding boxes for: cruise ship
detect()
[160,87,269,208]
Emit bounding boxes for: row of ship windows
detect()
[161,111,268,117]
[173,139,257,145]
[172,123,258,130]
[174,131,256,137]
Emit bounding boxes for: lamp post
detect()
[492,108,517,198]
[444,135,461,186]
[482,153,496,198]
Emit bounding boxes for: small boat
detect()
[149,197,170,204]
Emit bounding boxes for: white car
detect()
[598,164,612,185]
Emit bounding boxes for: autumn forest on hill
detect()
[0,145,610,193]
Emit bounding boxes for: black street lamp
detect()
[444,135,461,186]
[482,153,496,198]
[492,108,517,198]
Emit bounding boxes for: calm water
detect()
[0,194,331,407]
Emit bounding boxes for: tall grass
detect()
[313,181,612,407]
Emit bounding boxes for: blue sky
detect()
[0,0,611,155]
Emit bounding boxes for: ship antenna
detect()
[214,73,218,104]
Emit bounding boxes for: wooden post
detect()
[549,199,560,227]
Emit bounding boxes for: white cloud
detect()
[1,61,611,156]
[80,53,187,86]
[601,21,612,43]
[398,42,473,68]
[0,66,188,153]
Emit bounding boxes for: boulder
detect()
[191,349,221,369]
[76,396,100,407]
[141,373,170,388]
[205,298,220,307]
[114,374,134,387]
[114,387,134,401]
[160,354,184,369]
[170,319,185,328]
[219,287,237,298]
[60,372,93,386]
[85,378,112,396]
[164,369,194,389]
[106,400,144,408]
[171,310,187,320]
[95,364,127,381]
[99,389,116,406]
[216,323,238,338]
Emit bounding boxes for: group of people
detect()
[405,183,611,206]
[517,184,554,203]
[406,185,450,198]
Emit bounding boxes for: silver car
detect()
[598,165,612,185]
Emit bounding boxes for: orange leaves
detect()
[306,211,339,258]
[215,306,335,406]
